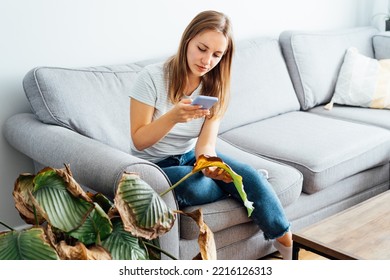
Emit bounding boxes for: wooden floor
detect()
[262,249,328,260]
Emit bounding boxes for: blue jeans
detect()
[156,150,290,240]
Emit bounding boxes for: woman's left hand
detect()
[203,166,233,183]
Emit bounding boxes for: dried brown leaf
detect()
[56,241,88,260]
[13,173,45,225]
[55,241,111,260]
[85,245,112,260]
[115,172,176,240]
[45,223,112,260]
[177,209,217,260]
[55,164,93,203]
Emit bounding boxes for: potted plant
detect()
[0,155,253,260]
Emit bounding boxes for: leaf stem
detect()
[159,172,195,197]
[143,241,177,260]
[33,205,39,226]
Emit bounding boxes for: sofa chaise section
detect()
[219,26,390,233]
[276,26,390,229]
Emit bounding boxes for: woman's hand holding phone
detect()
[170,98,211,123]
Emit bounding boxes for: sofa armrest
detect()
[4,113,179,259]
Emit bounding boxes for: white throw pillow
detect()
[325,47,390,110]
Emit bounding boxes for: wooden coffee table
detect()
[292,190,390,260]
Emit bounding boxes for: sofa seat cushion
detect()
[179,222,261,260]
[309,105,390,130]
[219,111,390,194]
[286,164,389,228]
[180,199,251,240]
[23,64,143,152]
[180,140,303,240]
[216,138,303,207]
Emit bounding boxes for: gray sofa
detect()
[4,26,390,260]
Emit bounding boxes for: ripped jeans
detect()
[156,150,290,240]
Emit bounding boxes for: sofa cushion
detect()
[279,27,378,110]
[179,220,262,260]
[325,47,390,110]
[219,37,300,134]
[219,111,390,194]
[373,32,390,59]
[285,164,389,227]
[180,199,251,240]
[23,64,143,152]
[309,104,390,130]
[179,138,303,240]
[216,138,303,207]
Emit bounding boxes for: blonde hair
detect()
[164,10,234,118]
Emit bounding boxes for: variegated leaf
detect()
[102,217,148,260]
[32,167,95,232]
[115,172,175,240]
[68,203,112,245]
[0,228,59,260]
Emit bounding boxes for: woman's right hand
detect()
[130,98,210,151]
[203,166,233,183]
[170,98,210,123]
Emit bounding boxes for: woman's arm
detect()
[130,98,174,151]
[130,98,209,151]
[195,117,220,158]
[195,117,232,183]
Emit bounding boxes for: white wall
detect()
[370,0,390,31]
[0,0,383,231]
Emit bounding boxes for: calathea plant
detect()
[0,155,253,260]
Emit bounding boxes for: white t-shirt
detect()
[129,62,205,163]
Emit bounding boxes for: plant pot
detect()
[386,19,390,31]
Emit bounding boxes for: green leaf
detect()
[89,192,114,213]
[0,228,59,260]
[68,203,112,245]
[143,238,162,260]
[32,169,94,232]
[102,218,148,260]
[115,173,176,240]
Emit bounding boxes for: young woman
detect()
[129,10,292,259]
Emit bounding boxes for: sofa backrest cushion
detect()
[279,27,378,110]
[219,37,300,134]
[23,38,299,149]
[373,32,390,59]
[23,64,144,152]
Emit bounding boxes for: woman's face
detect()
[186,30,228,81]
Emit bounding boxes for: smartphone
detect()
[191,96,218,109]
